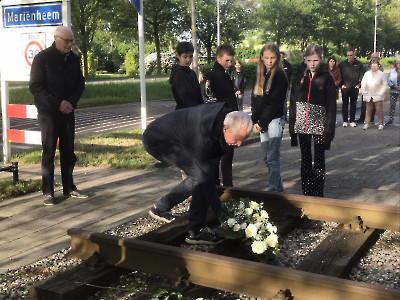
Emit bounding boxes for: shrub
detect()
[125,48,139,77]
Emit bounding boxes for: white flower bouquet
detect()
[218,198,278,263]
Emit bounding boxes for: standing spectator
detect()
[170,42,203,110]
[231,60,247,111]
[386,59,400,125]
[289,45,336,197]
[361,63,387,131]
[29,26,87,206]
[251,42,288,192]
[280,51,293,83]
[339,49,364,128]
[327,56,341,100]
[207,44,237,187]
[357,53,383,124]
[143,104,253,244]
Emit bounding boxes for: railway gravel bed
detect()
[0,200,399,299]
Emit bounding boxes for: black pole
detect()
[12,161,18,183]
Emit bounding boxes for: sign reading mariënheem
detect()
[3,2,62,28]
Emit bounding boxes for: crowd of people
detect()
[30,27,399,245]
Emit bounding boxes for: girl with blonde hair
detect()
[251,42,288,192]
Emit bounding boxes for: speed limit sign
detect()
[24,41,43,66]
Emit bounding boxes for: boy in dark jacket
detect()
[207,44,237,187]
[169,42,203,110]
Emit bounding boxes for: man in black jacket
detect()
[29,26,87,206]
[339,49,364,128]
[207,44,237,187]
[143,103,253,244]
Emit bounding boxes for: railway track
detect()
[31,187,400,300]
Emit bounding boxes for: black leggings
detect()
[298,134,325,197]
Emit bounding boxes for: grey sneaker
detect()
[148,206,175,223]
[43,195,55,206]
[385,120,393,126]
[185,227,223,245]
[64,189,89,199]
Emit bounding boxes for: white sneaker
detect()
[363,124,369,130]
[378,125,384,131]
[343,122,348,127]
[350,122,357,127]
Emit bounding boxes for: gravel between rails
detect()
[1,201,399,299]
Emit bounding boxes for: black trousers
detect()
[142,132,221,232]
[38,112,76,196]
[298,134,325,197]
[220,146,234,186]
[341,87,359,123]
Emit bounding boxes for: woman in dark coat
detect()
[327,55,341,100]
[289,45,337,197]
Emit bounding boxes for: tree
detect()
[257,0,316,51]
[193,0,257,63]
[377,0,400,56]
[71,0,112,78]
[143,0,183,74]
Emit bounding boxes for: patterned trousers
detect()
[298,134,325,197]
[389,94,399,121]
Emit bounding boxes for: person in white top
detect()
[361,63,387,131]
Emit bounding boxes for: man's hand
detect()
[235,91,241,95]
[59,100,74,114]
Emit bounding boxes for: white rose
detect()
[267,223,277,233]
[238,202,245,210]
[251,240,267,254]
[266,233,278,248]
[245,223,258,238]
[245,208,253,215]
[249,201,259,210]
[260,210,269,219]
[240,223,247,229]
[254,222,262,229]
[233,224,241,231]
[227,218,236,227]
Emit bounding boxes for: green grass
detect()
[5,79,173,108]
[0,178,41,200]
[11,129,157,170]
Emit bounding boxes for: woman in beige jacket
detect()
[361,63,387,131]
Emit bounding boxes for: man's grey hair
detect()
[224,111,253,136]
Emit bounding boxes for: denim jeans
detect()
[260,117,284,192]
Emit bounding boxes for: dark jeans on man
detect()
[38,112,76,196]
[142,133,221,232]
[341,87,359,123]
[359,97,376,122]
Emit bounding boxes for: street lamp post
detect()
[191,0,198,77]
[374,0,377,53]
[217,0,220,46]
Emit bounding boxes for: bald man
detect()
[29,26,87,205]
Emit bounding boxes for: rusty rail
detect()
[217,186,400,231]
[67,228,400,300]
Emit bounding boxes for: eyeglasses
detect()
[56,35,74,44]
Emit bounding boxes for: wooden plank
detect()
[298,225,383,277]
[67,228,400,300]
[217,186,400,231]
[30,254,128,300]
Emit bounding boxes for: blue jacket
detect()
[387,67,400,95]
